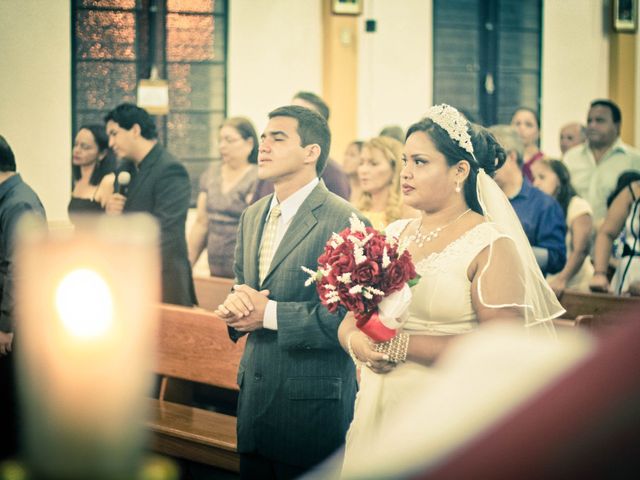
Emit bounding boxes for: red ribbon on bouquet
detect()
[355,312,397,342]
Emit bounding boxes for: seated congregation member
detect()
[215,106,369,479]
[0,135,47,460]
[356,136,416,230]
[251,91,351,203]
[67,124,116,225]
[490,125,566,276]
[188,117,258,278]
[105,103,196,306]
[342,140,363,202]
[590,171,640,294]
[338,105,563,475]
[564,99,640,227]
[532,159,594,295]
[559,121,586,155]
[511,107,544,181]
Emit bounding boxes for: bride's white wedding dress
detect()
[342,219,509,472]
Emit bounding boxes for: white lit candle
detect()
[14,214,160,480]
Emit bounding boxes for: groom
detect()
[216,105,367,479]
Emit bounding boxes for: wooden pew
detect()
[559,290,640,319]
[557,290,640,332]
[147,304,245,472]
[194,275,234,312]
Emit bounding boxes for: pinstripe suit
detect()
[230,181,368,469]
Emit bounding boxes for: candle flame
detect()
[55,268,113,338]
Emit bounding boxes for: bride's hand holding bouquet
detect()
[302,214,420,370]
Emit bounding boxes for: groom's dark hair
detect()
[268,105,331,176]
[0,135,16,172]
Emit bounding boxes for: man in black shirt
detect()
[105,103,196,306]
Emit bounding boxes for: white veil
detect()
[475,169,564,335]
[422,104,564,335]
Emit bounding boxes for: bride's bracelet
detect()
[373,332,410,364]
[346,331,361,365]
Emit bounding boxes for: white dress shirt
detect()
[563,138,640,225]
[262,177,319,330]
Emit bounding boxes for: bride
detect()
[338,105,563,474]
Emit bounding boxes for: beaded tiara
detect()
[425,104,475,157]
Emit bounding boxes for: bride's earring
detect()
[455,180,461,193]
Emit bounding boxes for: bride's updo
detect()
[405,106,507,214]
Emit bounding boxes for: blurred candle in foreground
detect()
[14,214,160,480]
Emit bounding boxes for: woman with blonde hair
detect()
[356,136,415,230]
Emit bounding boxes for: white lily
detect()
[348,213,367,234]
[337,272,352,284]
[353,245,366,265]
[329,232,345,248]
[382,247,391,269]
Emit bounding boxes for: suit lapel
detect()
[248,197,272,287]
[262,183,327,284]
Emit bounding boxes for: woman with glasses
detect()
[188,117,258,278]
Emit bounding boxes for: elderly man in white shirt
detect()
[563,99,640,227]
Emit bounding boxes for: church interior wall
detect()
[0,0,629,222]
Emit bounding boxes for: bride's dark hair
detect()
[405,117,507,214]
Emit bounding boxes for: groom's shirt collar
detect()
[269,177,319,224]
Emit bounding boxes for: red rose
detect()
[331,245,355,270]
[338,284,366,313]
[398,252,417,280]
[353,259,381,285]
[364,233,386,260]
[382,260,410,293]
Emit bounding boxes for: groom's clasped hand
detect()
[214,284,270,332]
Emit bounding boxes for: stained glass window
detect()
[72,0,228,203]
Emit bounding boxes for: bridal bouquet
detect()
[302,214,420,342]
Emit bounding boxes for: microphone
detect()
[116,171,131,196]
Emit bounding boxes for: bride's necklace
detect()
[410,209,471,248]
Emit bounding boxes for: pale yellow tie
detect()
[259,205,282,284]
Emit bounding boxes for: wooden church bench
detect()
[147,304,245,472]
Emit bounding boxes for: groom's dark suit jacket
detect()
[123,143,196,306]
[230,181,368,469]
